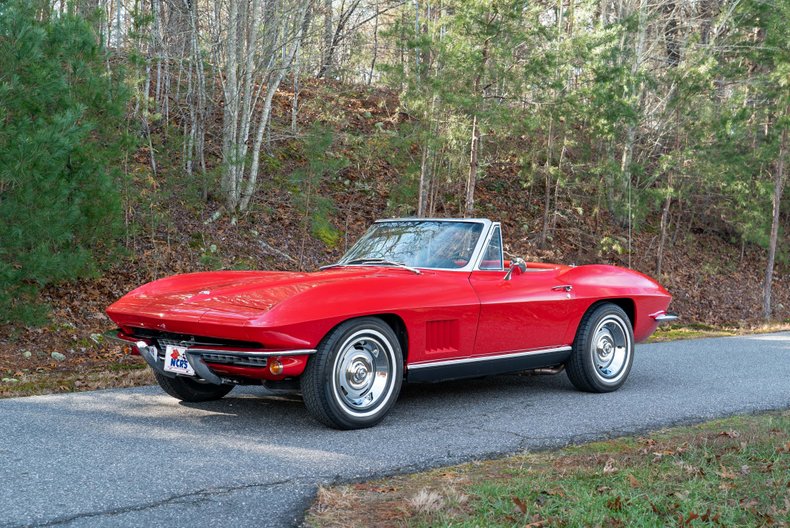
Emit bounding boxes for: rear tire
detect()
[566,303,634,393]
[301,317,403,429]
[153,371,234,402]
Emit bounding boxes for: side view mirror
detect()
[504,257,527,281]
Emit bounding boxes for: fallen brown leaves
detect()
[677,509,721,527]
[2,79,789,403]
[0,366,154,398]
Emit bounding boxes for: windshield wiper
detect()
[320,258,421,274]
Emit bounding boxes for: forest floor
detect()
[1,79,788,398]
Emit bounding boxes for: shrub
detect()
[0,1,129,324]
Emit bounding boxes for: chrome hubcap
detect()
[592,316,630,382]
[333,331,394,416]
[347,357,373,389]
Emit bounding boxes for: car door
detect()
[468,226,574,355]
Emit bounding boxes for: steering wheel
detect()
[429,255,468,269]
[450,254,469,267]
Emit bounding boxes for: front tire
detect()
[301,317,403,429]
[566,303,634,393]
[153,371,234,402]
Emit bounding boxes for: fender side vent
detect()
[425,320,459,355]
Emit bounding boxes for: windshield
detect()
[340,221,484,269]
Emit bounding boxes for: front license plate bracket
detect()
[163,345,196,376]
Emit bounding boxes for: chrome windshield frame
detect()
[330,218,494,273]
[473,222,504,271]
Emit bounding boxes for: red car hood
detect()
[106,268,397,329]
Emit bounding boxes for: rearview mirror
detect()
[504,257,527,281]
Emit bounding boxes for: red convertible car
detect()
[106,218,676,429]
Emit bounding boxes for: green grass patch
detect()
[647,325,736,342]
[647,323,790,343]
[305,411,790,527]
[106,362,148,372]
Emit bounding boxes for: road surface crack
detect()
[18,478,300,527]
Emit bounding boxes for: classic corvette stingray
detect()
[106,218,676,429]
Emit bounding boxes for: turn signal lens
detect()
[268,358,283,375]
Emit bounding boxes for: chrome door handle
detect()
[552,285,573,292]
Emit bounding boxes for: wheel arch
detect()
[316,313,409,362]
[376,313,409,362]
[590,298,635,329]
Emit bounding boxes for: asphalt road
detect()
[1,332,789,527]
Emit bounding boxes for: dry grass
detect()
[408,489,445,514]
[304,411,790,528]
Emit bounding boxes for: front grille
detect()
[127,329,271,370]
[151,338,268,369]
[157,338,192,349]
[201,353,268,367]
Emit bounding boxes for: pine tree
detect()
[0,0,129,323]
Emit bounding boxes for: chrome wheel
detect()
[566,303,634,393]
[302,317,403,429]
[591,315,630,383]
[331,329,396,418]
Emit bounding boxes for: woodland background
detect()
[0,0,788,376]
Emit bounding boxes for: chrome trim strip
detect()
[473,223,504,271]
[654,314,679,322]
[407,346,573,370]
[187,347,317,357]
[185,352,223,384]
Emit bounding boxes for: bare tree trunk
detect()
[317,0,362,78]
[465,115,479,217]
[292,4,313,134]
[221,0,240,211]
[620,122,634,266]
[239,1,312,211]
[292,60,301,133]
[143,59,157,177]
[656,188,672,277]
[763,107,788,320]
[549,133,568,235]
[418,93,437,217]
[182,0,208,200]
[540,117,554,247]
[152,0,163,114]
[465,31,488,219]
[115,0,122,47]
[320,0,333,77]
[414,0,420,70]
[418,144,430,217]
[368,9,379,85]
[221,0,313,214]
[620,0,648,268]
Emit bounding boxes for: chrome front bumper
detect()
[103,330,316,385]
[650,311,679,323]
